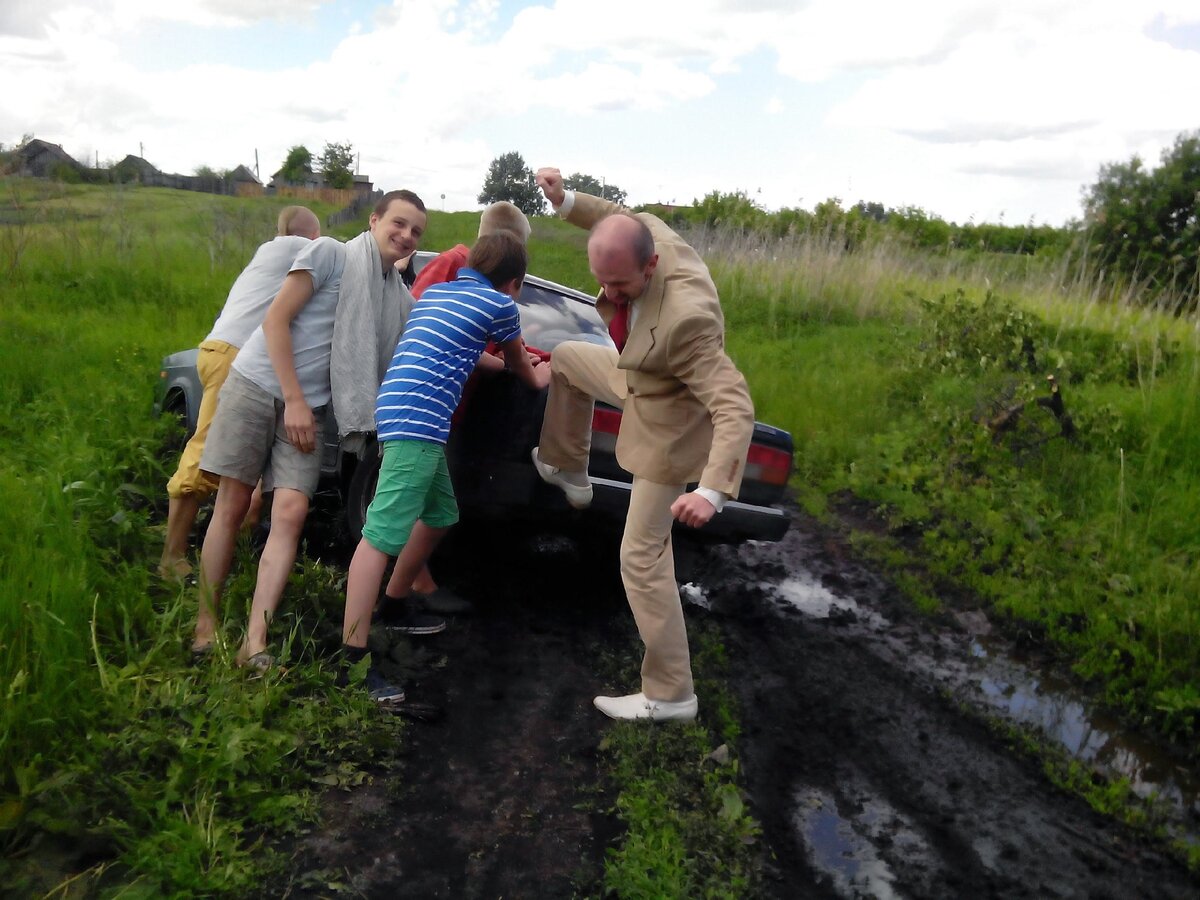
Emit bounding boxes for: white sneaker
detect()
[593,691,698,722]
[531,446,593,509]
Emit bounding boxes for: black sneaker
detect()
[377,598,447,635]
[365,667,405,703]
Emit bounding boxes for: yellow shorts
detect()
[166,340,238,500]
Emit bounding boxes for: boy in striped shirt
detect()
[340,230,551,701]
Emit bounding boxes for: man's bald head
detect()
[277,205,321,240]
[589,213,655,267]
[587,213,658,305]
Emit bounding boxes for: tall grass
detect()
[0,180,412,895]
[702,219,1200,748]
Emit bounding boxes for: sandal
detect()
[238,650,278,672]
[189,643,213,665]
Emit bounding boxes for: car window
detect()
[516,282,614,352]
[412,252,613,352]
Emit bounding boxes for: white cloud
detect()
[3,1,1199,223]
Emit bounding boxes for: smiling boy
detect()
[192,190,427,669]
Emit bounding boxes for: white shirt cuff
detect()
[556,190,575,218]
[694,486,726,513]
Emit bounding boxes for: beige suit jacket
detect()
[565,193,755,496]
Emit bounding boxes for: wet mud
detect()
[269,509,1200,899]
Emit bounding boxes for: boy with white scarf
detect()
[191,190,427,669]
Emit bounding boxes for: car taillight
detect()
[745,443,792,486]
[592,407,622,435]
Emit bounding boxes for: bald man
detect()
[159,205,322,579]
[531,168,755,721]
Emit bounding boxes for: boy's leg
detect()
[348,442,452,643]
[161,342,236,576]
[384,521,449,598]
[343,538,392,648]
[412,560,438,596]
[238,487,309,662]
[195,476,255,649]
[162,494,201,578]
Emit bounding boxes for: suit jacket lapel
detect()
[618,268,666,370]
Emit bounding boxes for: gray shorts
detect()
[199,368,326,498]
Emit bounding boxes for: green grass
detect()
[595,621,761,899]
[0,179,401,896]
[4,179,1199,892]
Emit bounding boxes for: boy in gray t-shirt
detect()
[160,206,319,580]
[191,190,427,672]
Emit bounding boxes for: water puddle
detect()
[792,784,935,899]
[761,561,1199,846]
[970,637,1200,812]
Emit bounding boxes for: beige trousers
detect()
[539,342,694,701]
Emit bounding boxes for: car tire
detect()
[344,438,382,543]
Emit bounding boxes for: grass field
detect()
[1,180,1197,892]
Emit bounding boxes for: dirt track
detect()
[269,510,1199,898]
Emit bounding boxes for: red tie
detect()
[609,300,629,351]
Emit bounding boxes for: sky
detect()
[2,0,1198,227]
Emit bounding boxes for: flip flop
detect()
[238,650,285,675]
[189,643,213,665]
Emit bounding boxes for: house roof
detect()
[20,139,82,168]
[228,164,260,183]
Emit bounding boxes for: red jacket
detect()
[411,244,470,299]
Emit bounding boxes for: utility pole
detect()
[254,148,259,180]
[139,142,143,159]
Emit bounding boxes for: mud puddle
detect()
[705,523,1200,860]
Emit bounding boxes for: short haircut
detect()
[374,189,426,217]
[277,205,316,236]
[479,201,531,242]
[467,230,528,290]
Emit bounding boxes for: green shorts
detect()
[360,440,459,555]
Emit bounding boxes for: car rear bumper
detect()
[453,462,790,545]
[589,477,790,544]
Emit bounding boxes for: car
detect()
[154,251,794,546]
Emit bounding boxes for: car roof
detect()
[413,249,596,307]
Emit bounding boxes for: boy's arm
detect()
[262,270,318,453]
[499,337,550,390]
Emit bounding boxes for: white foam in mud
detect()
[680,582,710,609]
[771,576,890,629]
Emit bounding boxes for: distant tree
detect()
[694,190,766,232]
[853,201,888,223]
[318,141,354,189]
[194,164,219,179]
[478,151,545,216]
[1083,130,1200,306]
[564,172,627,206]
[279,145,313,184]
[887,205,953,251]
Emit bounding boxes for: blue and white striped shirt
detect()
[375,268,522,445]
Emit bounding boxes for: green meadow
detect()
[1,180,1197,893]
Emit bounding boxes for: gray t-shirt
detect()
[233,236,346,408]
[207,235,312,348]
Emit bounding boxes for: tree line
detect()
[479,137,1200,312]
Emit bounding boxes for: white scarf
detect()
[330,231,413,455]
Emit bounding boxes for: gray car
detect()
[154,252,794,545]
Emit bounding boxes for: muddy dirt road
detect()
[271,510,1199,898]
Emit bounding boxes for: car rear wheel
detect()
[344,439,381,542]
